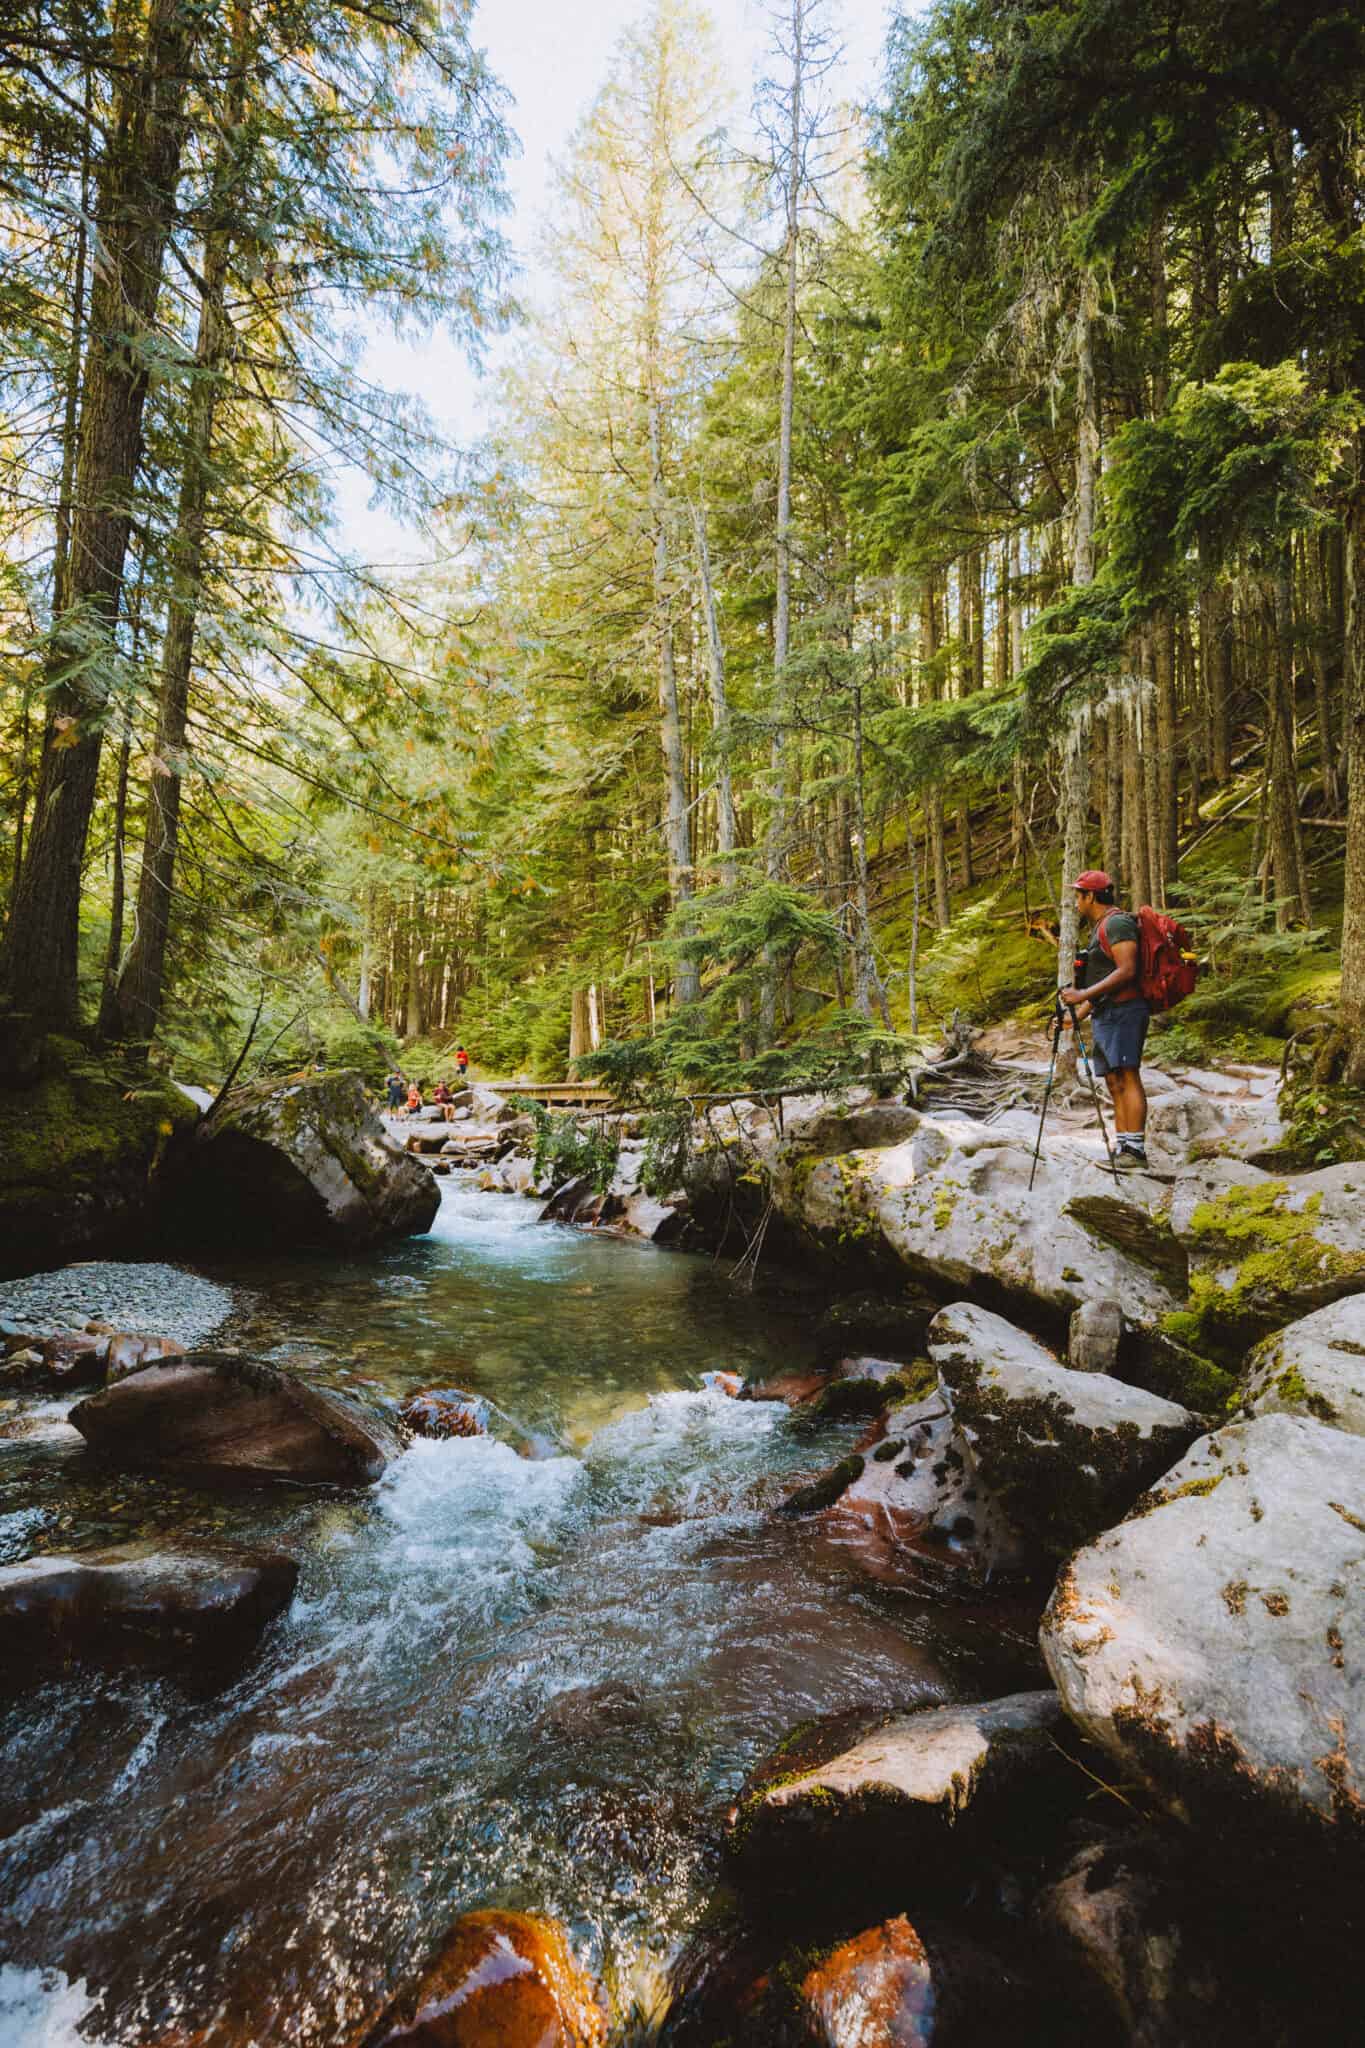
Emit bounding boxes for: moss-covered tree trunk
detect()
[0,0,201,1030]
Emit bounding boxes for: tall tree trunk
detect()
[1057,272,1100,1007]
[357,883,375,1020]
[690,500,737,882]
[1341,447,1365,1081]
[1270,562,1312,926]
[569,986,593,1064]
[96,734,132,1040]
[850,682,890,1025]
[649,403,697,1003]
[1,0,202,1028]
[920,577,951,929]
[114,61,246,1045]
[761,0,805,1040]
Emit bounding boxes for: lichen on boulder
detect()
[1041,1413,1365,1852]
[929,1303,1200,1557]
[1242,1297,1365,1436]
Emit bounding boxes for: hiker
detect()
[404,1080,424,1117]
[454,1045,471,1081]
[1058,869,1149,1169]
[432,1079,451,1108]
[386,1069,405,1111]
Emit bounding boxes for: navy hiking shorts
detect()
[1089,998,1150,1076]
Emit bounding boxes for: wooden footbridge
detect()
[480,1080,615,1108]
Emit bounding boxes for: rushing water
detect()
[0,1181,1040,2046]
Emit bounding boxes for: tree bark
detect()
[761,0,805,1041]
[114,34,247,1045]
[690,499,737,882]
[1,0,203,1028]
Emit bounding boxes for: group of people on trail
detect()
[384,1047,471,1119]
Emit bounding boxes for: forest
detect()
[2,0,1364,1107]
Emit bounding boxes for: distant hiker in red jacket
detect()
[454,1045,471,1081]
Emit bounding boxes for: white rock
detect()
[1243,1298,1365,1437]
[814,1391,1036,1579]
[771,1124,1183,1328]
[929,1303,1198,1556]
[1042,1414,1365,1838]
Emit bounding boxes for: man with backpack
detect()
[1059,870,1152,1168]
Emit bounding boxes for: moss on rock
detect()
[0,1034,198,1277]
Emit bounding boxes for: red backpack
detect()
[1100,907,1199,1012]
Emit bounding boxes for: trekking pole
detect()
[1028,1008,1065,1191]
[1067,1003,1121,1185]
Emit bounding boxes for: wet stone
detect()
[71,1351,402,1487]
[399,1388,490,1440]
[354,1909,606,2047]
[0,1541,297,1681]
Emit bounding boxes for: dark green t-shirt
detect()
[1081,910,1140,1006]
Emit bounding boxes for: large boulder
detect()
[769,1116,1184,1329]
[0,1030,199,1278]
[805,1389,1037,1581]
[185,1071,438,1250]
[0,1541,296,1680]
[1242,1297,1365,1436]
[929,1304,1200,1556]
[1168,1161,1365,1355]
[729,1691,1073,1887]
[352,1909,606,2047]
[1041,1414,1364,1854]
[71,1352,402,1487]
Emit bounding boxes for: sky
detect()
[335,0,900,566]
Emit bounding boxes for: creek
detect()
[0,1179,1039,2045]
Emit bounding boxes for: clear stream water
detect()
[0,1181,1039,2046]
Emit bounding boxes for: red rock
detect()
[400,1389,489,1440]
[105,1331,184,1383]
[356,1909,606,2046]
[740,1368,830,1406]
[71,1353,401,1487]
[800,1915,936,2045]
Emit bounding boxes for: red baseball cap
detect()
[1071,869,1112,891]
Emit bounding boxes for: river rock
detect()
[354,1908,606,2047]
[729,1691,1073,1887]
[0,1541,297,1679]
[929,1304,1199,1556]
[660,1912,1041,2047]
[813,1391,1037,1580]
[1170,1159,1365,1350]
[1037,1832,1221,2048]
[617,1190,686,1243]
[1068,1298,1123,1374]
[399,1388,489,1439]
[1041,1413,1365,1851]
[797,1915,1040,2047]
[1241,1297,1365,1436]
[0,1328,108,1391]
[71,1352,401,1487]
[186,1071,438,1250]
[769,1117,1184,1328]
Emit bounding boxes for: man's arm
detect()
[1060,937,1138,1009]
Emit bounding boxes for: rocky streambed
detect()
[0,1059,1360,2044]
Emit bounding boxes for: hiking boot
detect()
[1115,1144,1149,1170]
